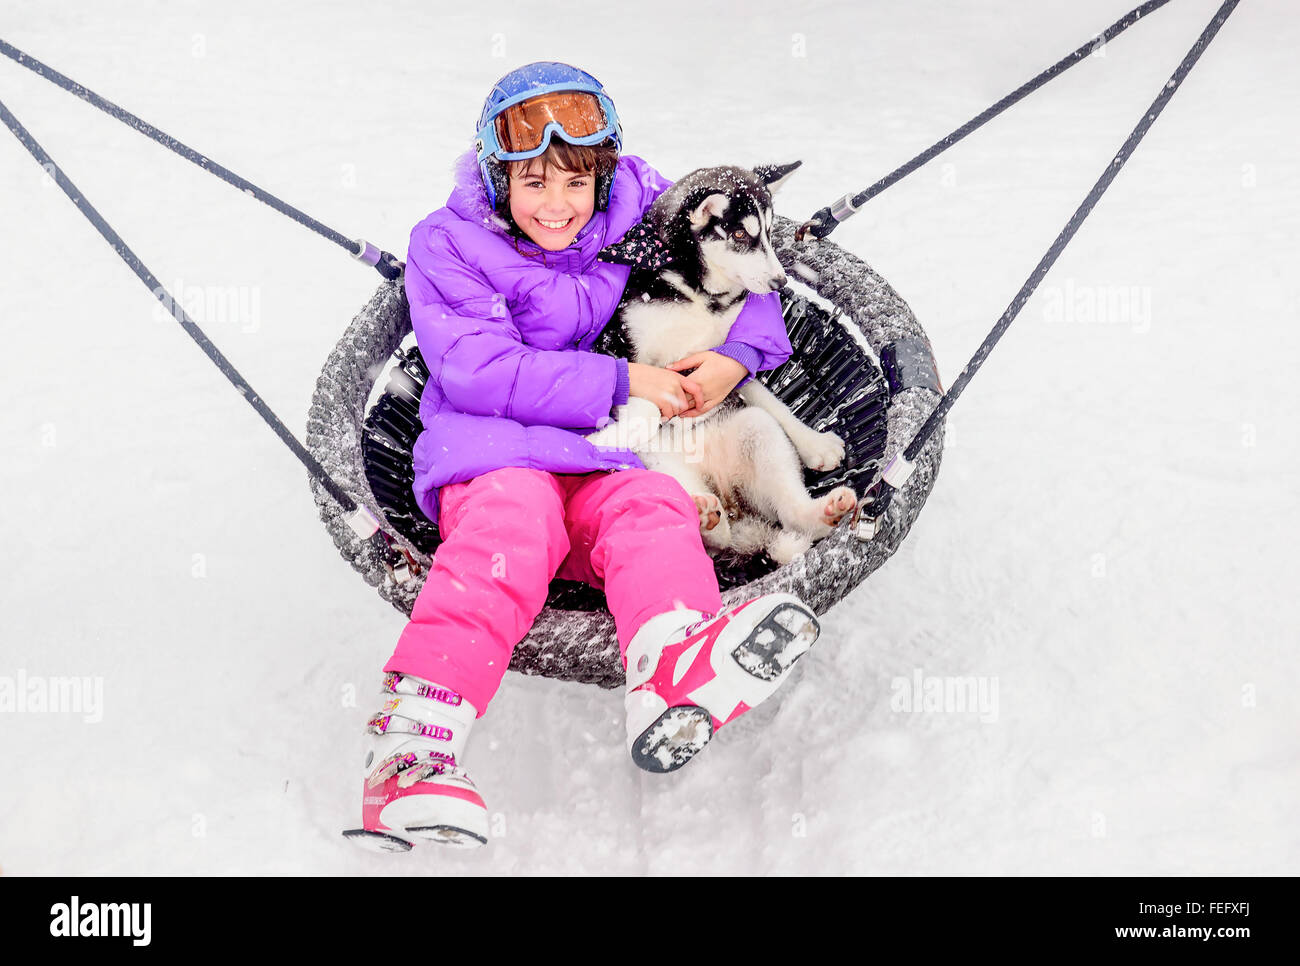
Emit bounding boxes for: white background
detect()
[1,0,1296,874]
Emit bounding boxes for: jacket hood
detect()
[448,145,517,238]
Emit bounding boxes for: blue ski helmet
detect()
[475,62,623,214]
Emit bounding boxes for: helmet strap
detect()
[595,169,615,212]
[484,157,511,215]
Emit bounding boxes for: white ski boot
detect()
[623,592,821,773]
[342,672,489,852]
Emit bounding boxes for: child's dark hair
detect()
[504,138,619,184]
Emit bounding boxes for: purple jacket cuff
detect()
[611,355,630,408]
[712,341,763,388]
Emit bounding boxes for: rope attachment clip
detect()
[352,238,404,280]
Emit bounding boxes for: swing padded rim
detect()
[305,216,944,689]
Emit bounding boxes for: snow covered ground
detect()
[1,0,1296,875]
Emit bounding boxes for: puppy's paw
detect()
[820,486,857,527]
[625,396,664,421]
[767,530,812,565]
[794,429,846,471]
[693,493,724,532]
[585,425,619,447]
[586,397,664,451]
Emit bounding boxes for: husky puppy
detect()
[587,162,857,564]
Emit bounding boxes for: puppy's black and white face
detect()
[684,163,800,294]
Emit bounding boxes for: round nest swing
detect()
[305,215,945,689]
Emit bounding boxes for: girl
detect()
[348,63,822,852]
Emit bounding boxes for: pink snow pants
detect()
[384,467,723,716]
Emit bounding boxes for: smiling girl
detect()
[346,63,820,853]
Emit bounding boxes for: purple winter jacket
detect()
[406,147,794,524]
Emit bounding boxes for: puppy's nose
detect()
[768,273,787,292]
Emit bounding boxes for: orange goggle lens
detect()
[494,90,609,155]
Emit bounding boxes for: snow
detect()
[1,0,1297,874]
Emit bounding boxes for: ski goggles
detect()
[476,84,621,164]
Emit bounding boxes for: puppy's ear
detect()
[754,161,802,194]
[689,192,730,231]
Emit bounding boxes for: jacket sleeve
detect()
[620,154,674,213]
[712,290,793,388]
[406,225,628,429]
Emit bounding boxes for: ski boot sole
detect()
[406,824,489,848]
[341,828,414,853]
[732,602,820,681]
[630,600,820,774]
[631,705,715,774]
[341,823,487,852]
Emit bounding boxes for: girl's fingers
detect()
[682,381,705,410]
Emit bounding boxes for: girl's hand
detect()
[628,362,705,420]
[666,351,748,417]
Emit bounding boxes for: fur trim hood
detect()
[447,145,518,238]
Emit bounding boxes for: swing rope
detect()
[857,0,1241,535]
[0,37,403,280]
[795,0,1175,241]
[0,96,419,577]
